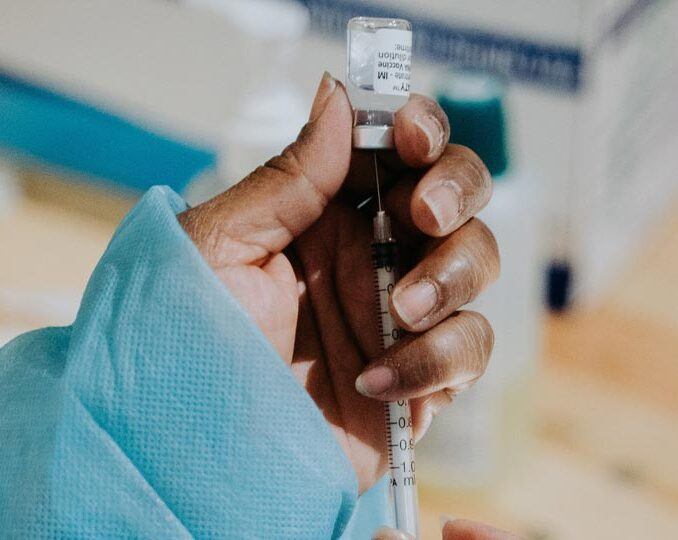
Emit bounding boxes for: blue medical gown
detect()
[0,187,389,539]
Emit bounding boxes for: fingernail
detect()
[440,514,457,530]
[356,365,396,397]
[309,71,337,122]
[392,280,438,326]
[421,181,461,232]
[414,114,445,157]
[372,526,414,540]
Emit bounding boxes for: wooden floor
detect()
[1,180,677,540]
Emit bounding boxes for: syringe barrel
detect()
[372,232,420,538]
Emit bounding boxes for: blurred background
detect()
[1,0,677,538]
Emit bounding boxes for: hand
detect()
[373,518,520,539]
[178,72,499,492]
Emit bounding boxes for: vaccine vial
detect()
[346,17,412,149]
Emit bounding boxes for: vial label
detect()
[373,29,412,96]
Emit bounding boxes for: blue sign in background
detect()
[1,0,603,192]
[297,0,583,93]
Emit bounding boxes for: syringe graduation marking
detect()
[370,151,419,534]
[349,14,419,535]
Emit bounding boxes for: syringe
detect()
[344,14,418,536]
[371,154,420,538]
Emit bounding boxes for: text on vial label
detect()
[373,29,412,96]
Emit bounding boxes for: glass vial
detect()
[346,17,412,149]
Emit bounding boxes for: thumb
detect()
[180,71,353,268]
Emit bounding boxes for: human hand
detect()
[373,517,520,539]
[178,72,498,492]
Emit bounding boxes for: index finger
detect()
[393,93,451,168]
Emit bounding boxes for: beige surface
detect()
[419,202,678,539]
[0,180,121,336]
[1,185,677,539]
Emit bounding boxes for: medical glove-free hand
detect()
[178,72,499,493]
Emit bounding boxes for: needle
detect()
[374,152,382,212]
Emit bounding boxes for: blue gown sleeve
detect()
[0,186,371,539]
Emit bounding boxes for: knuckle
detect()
[264,145,328,217]
[429,219,499,307]
[293,120,316,148]
[265,147,302,184]
[445,144,493,201]
[390,309,495,397]
[388,337,444,394]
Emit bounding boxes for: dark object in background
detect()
[438,82,509,177]
[547,261,572,311]
[439,78,574,313]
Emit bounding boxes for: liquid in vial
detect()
[347,17,412,148]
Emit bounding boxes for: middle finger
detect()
[355,310,494,401]
[385,144,493,238]
[389,218,499,332]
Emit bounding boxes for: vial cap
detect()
[352,125,394,149]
